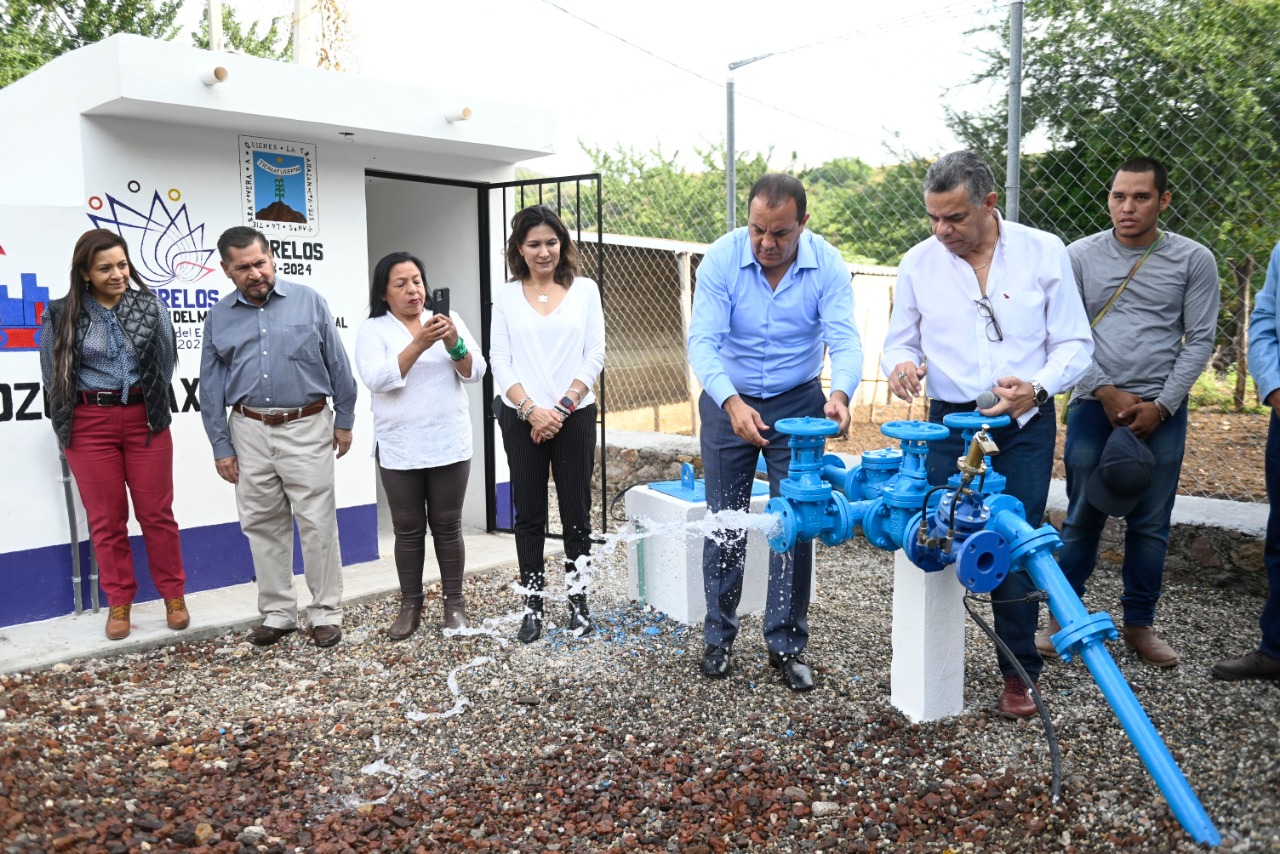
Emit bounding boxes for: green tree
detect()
[950,0,1280,396]
[191,2,292,60]
[0,0,181,88]
[803,157,931,265]
[579,142,782,245]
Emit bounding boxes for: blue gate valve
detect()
[765,417,857,553]
[756,415,1221,846]
[860,420,950,551]
[824,446,903,501]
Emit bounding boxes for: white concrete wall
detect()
[75,115,377,528]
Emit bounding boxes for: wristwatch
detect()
[1030,380,1049,406]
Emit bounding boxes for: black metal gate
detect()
[481,175,607,539]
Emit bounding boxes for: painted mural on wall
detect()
[87,182,221,351]
[240,136,318,237]
[0,241,49,353]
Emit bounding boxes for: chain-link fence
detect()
[553,0,1276,504]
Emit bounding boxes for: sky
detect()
[186,0,1008,175]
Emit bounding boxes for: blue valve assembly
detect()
[761,415,1220,847]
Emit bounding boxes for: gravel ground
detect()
[2,524,1278,853]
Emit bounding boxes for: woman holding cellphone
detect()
[356,251,486,639]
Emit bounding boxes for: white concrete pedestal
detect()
[625,485,773,625]
[890,549,966,722]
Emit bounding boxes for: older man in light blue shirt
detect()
[688,173,862,692]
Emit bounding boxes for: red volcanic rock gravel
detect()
[1,532,1276,852]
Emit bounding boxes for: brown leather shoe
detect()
[443,601,468,632]
[997,675,1037,719]
[164,597,190,630]
[312,624,342,648]
[1122,624,1179,667]
[247,624,297,646]
[106,604,132,641]
[1211,650,1280,681]
[1035,615,1060,659]
[388,598,423,640]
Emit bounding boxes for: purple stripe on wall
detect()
[0,504,377,628]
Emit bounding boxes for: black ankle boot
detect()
[517,596,543,644]
[388,595,424,640]
[567,594,593,637]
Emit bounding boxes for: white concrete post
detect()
[890,549,966,722]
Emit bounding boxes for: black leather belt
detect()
[233,400,326,426]
[78,387,143,406]
[931,399,979,414]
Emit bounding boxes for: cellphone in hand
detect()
[432,288,450,317]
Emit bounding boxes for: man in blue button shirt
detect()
[200,226,358,649]
[688,173,863,691]
[1212,238,1280,682]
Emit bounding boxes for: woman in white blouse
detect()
[491,205,606,643]
[356,252,486,639]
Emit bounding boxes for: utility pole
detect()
[208,0,222,51]
[725,52,774,232]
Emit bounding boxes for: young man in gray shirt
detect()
[1038,157,1219,667]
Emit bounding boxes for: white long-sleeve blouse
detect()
[489,277,605,410]
[355,310,487,470]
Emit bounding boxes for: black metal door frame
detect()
[485,175,606,539]
[363,169,606,540]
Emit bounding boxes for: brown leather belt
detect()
[79,387,143,406]
[233,399,326,426]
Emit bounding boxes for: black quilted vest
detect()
[46,289,173,448]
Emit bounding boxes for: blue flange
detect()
[766,497,797,553]
[818,492,857,546]
[902,510,951,572]
[861,498,899,551]
[954,529,1012,593]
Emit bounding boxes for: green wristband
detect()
[447,337,468,361]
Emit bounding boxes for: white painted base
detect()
[890,549,966,722]
[624,486,772,625]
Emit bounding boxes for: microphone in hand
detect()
[975,389,999,410]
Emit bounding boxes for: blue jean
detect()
[926,399,1057,682]
[1258,413,1280,659]
[700,379,826,654]
[1057,399,1187,626]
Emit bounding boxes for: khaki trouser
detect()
[229,406,343,628]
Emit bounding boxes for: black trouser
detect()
[378,456,471,604]
[496,401,598,593]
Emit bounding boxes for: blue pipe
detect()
[761,418,1221,847]
[988,508,1221,847]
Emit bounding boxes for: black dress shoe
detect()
[769,651,815,692]
[567,594,593,637]
[312,624,342,647]
[247,624,297,646]
[517,612,542,644]
[701,644,732,679]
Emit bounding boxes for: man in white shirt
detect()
[882,150,1093,718]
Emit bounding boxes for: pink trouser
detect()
[63,402,186,606]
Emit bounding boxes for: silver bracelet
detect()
[514,396,532,421]
[519,401,537,422]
